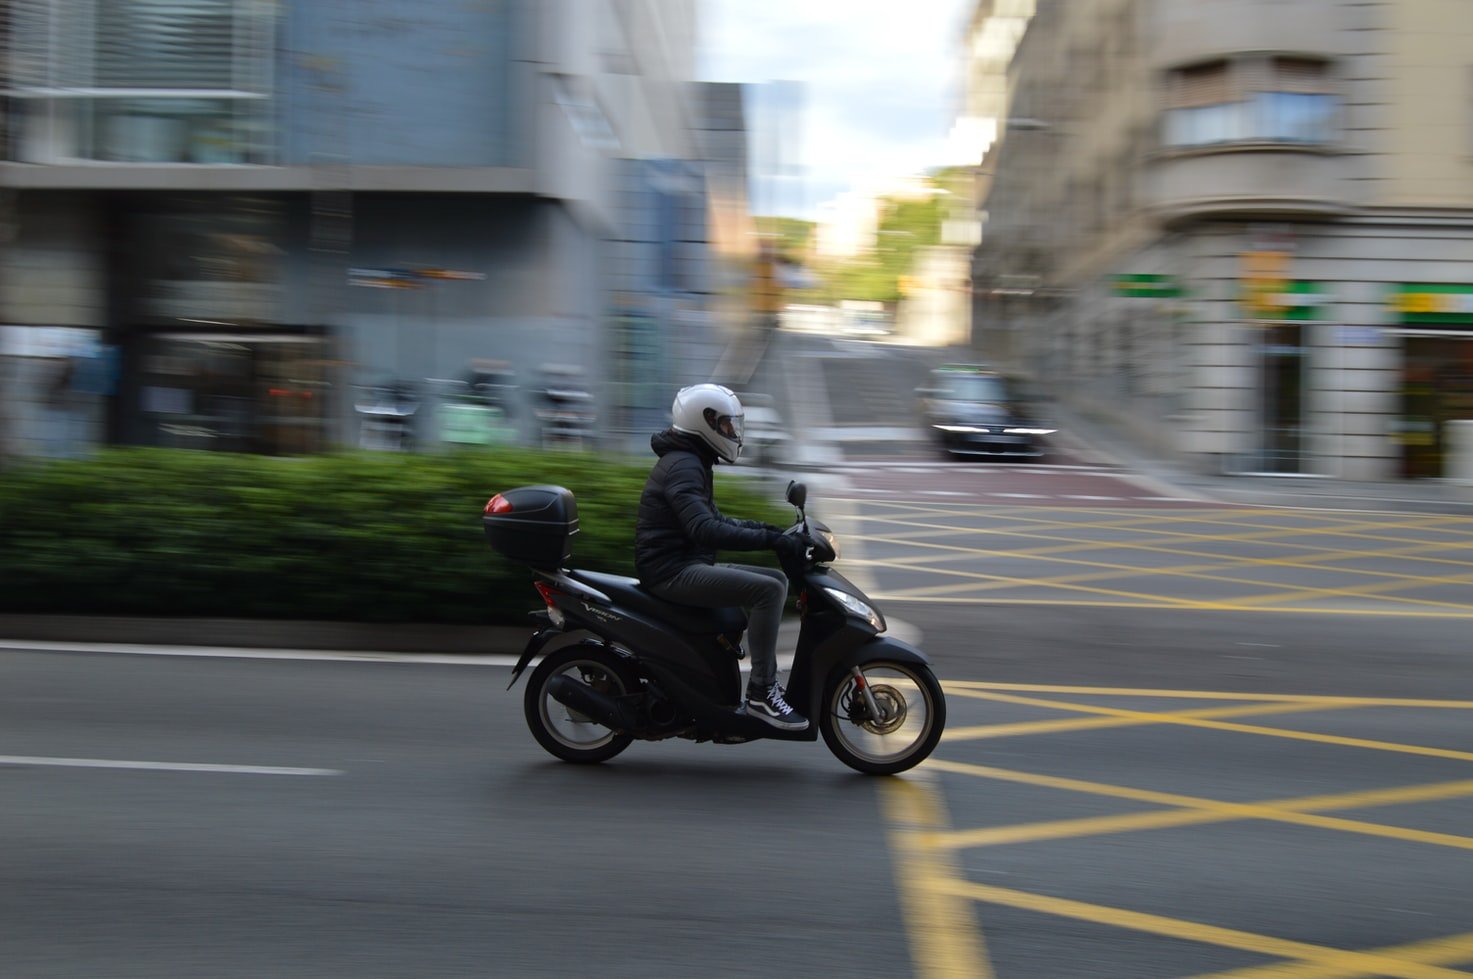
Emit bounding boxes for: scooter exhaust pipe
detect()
[546,674,638,730]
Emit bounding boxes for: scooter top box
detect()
[483,485,579,569]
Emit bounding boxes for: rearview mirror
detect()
[786,480,807,509]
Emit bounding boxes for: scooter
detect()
[354,381,419,452]
[485,480,946,774]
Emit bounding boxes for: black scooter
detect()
[485,480,945,774]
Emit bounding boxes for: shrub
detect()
[0,448,791,624]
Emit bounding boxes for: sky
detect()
[696,0,978,221]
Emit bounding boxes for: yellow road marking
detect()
[948,689,1473,763]
[852,508,1473,559]
[879,775,993,979]
[846,500,1473,538]
[858,536,1473,595]
[941,697,1355,741]
[861,499,1473,534]
[854,529,1473,608]
[875,595,1473,616]
[851,527,1473,611]
[850,507,1473,572]
[924,759,1473,852]
[1234,566,1473,609]
[940,681,1473,708]
[930,877,1472,978]
[1186,930,1473,978]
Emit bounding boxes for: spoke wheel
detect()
[523,644,638,764]
[820,662,945,775]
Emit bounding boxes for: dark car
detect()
[916,364,1056,460]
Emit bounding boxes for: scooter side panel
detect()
[557,602,743,707]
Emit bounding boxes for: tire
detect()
[820,661,946,775]
[523,644,639,764]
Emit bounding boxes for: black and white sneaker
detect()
[745,683,809,731]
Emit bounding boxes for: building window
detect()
[1163,56,1337,149]
[6,0,275,164]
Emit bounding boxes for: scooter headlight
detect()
[813,528,840,562]
[823,587,885,633]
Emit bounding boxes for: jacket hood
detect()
[651,427,716,462]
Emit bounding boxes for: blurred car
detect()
[734,392,792,467]
[916,364,1056,460]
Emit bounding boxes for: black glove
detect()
[772,532,809,583]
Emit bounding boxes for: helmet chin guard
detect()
[671,383,744,463]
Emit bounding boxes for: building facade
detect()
[1,0,722,457]
[972,0,1473,479]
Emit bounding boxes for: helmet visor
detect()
[716,413,744,444]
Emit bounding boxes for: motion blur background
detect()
[2,0,1472,474]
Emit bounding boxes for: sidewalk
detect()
[1046,403,1473,515]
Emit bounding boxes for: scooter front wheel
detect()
[524,644,638,764]
[820,661,946,775]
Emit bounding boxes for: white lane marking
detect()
[0,755,341,776]
[988,493,1048,499]
[0,640,517,665]
[920,490,972,497]
[1137,496,1202,503]
[1061,495,1121,501]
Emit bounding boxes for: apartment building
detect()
[1,0,717,456]
[972,0,1473,479]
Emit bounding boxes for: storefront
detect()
[134,332,331,455]
[1240,246,1326,474]
[113,194,334,454]
[1390,285,1473,478]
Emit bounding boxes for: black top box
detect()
[483,485,579,569]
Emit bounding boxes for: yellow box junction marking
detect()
[1187,931,1473,978]
[879,774,994,979]
[928,877,1471,979]
[840,503,1473,614]
[904,681,1473,977]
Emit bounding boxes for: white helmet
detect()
[671,383,744,463]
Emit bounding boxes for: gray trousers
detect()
[647,563,788,690]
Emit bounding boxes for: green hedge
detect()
[0,448,791,625]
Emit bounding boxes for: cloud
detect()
[698,0,972,216]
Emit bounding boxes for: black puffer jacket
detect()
[635,429,778,586]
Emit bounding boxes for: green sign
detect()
[1113,274,1180,298]
[1388,284,1473,325]
[1242,279,1327,321]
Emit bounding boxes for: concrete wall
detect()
[279,0,523,167]
[0,196,107,328]
[1381,0,1473,207]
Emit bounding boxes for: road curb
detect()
[0,614,528,655]
[0,612,920,660]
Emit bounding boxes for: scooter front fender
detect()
[791,631,932,718]
[835,634,931,675]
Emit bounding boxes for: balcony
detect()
[1144,142,1352,225]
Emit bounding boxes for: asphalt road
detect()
[7,606,1473,979]
[2,649,913,978]
[9,335,1473,977]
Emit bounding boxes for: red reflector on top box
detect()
[482,485,578,569]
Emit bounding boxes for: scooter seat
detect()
[570,570,748,636]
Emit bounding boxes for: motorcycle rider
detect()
[635,383,810,730]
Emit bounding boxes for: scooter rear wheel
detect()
[524,644,638,764]
[820,661,946,775]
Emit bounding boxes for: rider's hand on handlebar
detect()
[772,532,809,582]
